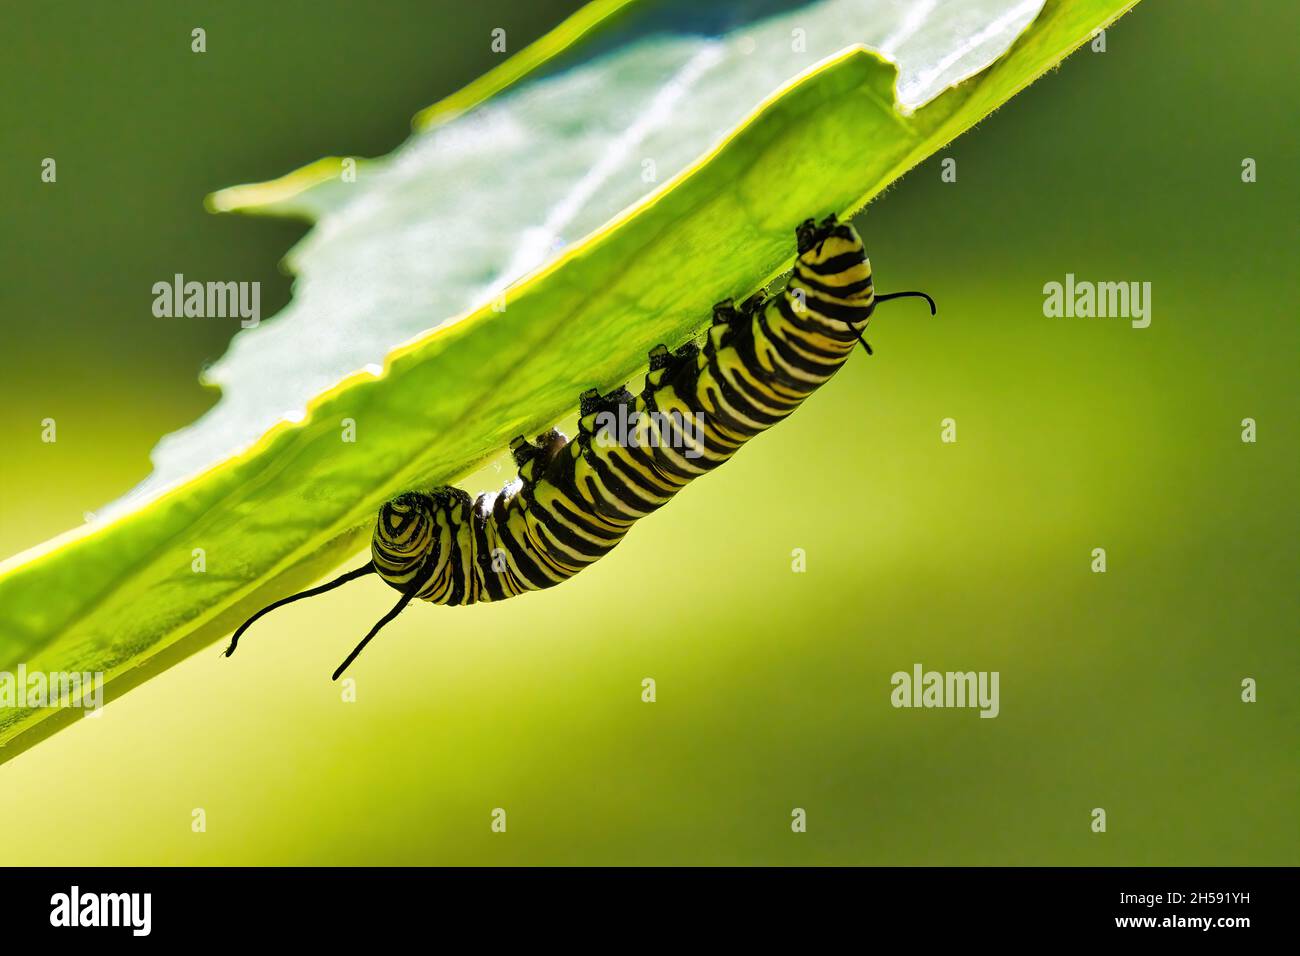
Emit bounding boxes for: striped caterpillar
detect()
[225,215,935,678]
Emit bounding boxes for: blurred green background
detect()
[1,0,1296,865]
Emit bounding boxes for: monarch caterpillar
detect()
[225,214,935,679]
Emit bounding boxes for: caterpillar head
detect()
[794,214,934,329]
[372,491,438,588]
[227,488,444,681]
[795,213,868,267]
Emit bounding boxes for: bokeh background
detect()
[1,0,1296,864]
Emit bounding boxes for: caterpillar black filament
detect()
[225,214,935,679]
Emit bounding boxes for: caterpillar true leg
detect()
[711,298,740,325]
[711,294,766,328]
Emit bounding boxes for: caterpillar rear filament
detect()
[225,215,936,679]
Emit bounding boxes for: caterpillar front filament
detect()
[225,214,936,679]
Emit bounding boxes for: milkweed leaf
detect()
[0,0,1139,760]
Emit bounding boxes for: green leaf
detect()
[127,0,1054,506]
[0,0,1139,760]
